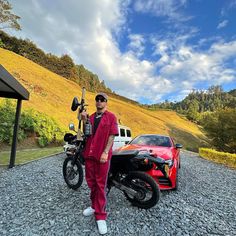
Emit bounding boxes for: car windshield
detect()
[130,135,172,147]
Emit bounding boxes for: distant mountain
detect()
[0,48,207,151]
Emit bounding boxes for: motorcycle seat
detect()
[112,150,139,160]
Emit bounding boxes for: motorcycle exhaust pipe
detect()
[111,179,138,196]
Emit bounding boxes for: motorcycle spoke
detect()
[63,155,84,190]
[66,161,80,184]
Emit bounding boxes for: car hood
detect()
[117,144,174,160]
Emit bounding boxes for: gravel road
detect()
[0,151,235,236]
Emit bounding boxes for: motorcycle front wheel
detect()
[63,156,83,190]
[123,171,160,209]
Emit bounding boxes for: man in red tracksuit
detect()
[82,92,118,235]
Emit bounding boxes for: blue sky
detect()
[7,0,236,104]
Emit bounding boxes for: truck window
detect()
[120,128,125,137]
[126,129,131,137]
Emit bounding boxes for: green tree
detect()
[186,99,199,121]
[228,89,236,97]
[0,0,21,30]
[58,54,76,79]
[202,109,236,153]
[0,37,4,47]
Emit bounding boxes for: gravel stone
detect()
[0,151,235,235]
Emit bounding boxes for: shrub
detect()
[27,109,64,147]
[0,99,64,147]
[0,99,15,143]
[199,148,236,168]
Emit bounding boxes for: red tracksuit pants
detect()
[85,158,110,220]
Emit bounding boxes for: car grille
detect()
[158,177,172,186]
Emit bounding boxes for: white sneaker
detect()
[82,207,95,216]
[97,220,107,235]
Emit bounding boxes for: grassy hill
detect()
[0,48,208,151]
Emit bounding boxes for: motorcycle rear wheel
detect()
[123,171,160,209]
[63,156,83,190]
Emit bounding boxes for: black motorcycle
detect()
[63,130,85,190]
[63,130,170,209]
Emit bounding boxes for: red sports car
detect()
[116,134,183,190]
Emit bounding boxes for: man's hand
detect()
[81,111,88,121]
[100,152,108,163]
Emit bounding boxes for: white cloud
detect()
[152,38,236,96]
[221,0,236,16]
[217,20,228,29]
[7,0,169,103]
[133,0,189,22]
[128,34,145,57]
[6,0,236,104]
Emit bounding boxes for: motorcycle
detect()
[63,89,169,209]
[63,128,85,190]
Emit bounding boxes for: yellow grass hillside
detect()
[0,48,207,151]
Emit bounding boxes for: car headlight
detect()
[165,159,174,168]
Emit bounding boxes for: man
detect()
[82,92,118,235]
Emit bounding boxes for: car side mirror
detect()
[71,97,80,111]
[175,143,183,149]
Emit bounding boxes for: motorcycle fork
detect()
[72,143,82,165]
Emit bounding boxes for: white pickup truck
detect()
[113,125,132,150]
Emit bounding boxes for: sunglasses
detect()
[95,96,107,102]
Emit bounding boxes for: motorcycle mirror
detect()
[69,123,76,131]
[71,97,80,111]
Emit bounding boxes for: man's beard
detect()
[97,106,103,111]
